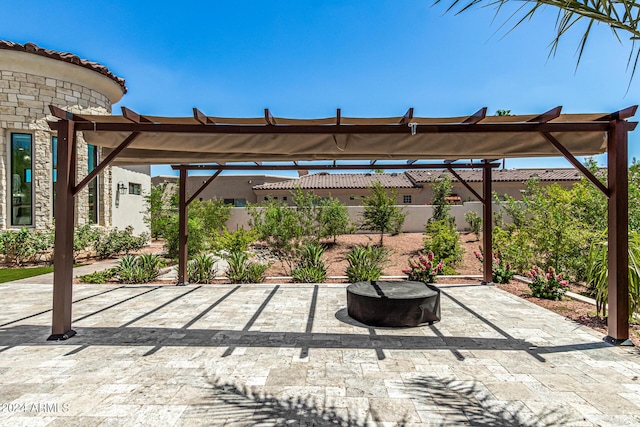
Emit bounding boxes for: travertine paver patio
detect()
[0,282,639,426]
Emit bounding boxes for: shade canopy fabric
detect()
[67,110,618,165]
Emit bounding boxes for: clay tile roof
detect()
[405,168,586,183]
[253,172,416,191]
[0,40,127,93]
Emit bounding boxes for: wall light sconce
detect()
[117,181,127,195]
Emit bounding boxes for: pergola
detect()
[47,105,637,346]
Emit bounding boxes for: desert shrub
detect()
[292,243,327,283]
[73,224,103,259]
[213,227,258,253]
[144,183,173,240]
[423,219,463,274]
[587,231,640,321]
[163,215,207,259]
[527,266,569,300]
[226,250,268,283]
[432,176,454,222]
[78,268,117,284]
[0,228,54,265]
[403,251,443,283]
[95,227,148,259]
[189,198,232,241]
[474,250,516,284]
[116,254,164,284]
[317,197,353,243]
[187,253,218,284]
[464,211,482,240]
[359,182,406,245]
[345,245,389,283]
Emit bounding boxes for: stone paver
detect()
[0,281,639,426]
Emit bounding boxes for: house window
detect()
[403,195,412,204]
[282,196,287,201]
[11,133,33,226]
[87,145,99,224]
[52,136,57,217]
[129,183,142,195]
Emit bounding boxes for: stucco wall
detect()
[0,47,124,230]
[111,166,151,236]
[224,201,507,233]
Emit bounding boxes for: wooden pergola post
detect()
[49,119,77,340]
[482,163,493,284]
[177,167,189,286]
[605,120,631,345]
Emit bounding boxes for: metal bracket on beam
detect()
[540,131,609,198]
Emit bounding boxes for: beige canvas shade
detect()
[71,111,612,165]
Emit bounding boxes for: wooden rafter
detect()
[399,107,414,125]
[446,167,484,203]
[186,169,223,206]
[264,108,276,125]
[193,108,215,125]
[462,107,487,124]
[121,106,152,123]
[528,106,562,123]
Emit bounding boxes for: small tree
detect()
[144,183,172,240]
[318,196,352,244]
[431,176,453,223]
[360,182,406,245]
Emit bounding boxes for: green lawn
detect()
[0,265,54,283]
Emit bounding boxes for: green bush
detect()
[359,182,406,245]
[292,243,327,283]
[74,224,103,259]
[317,197,353,243]
[213,227,258,253]
[78,268,117,284]
[526,266,569,300]
[345,245,389,283]
[423,219,464,273]
[0,228,54,265]
[225,250,268,283]
[402,251,443,283]
[474,250,516,284]
[95,228,148,259]
[117,254,164,284]
[187,253,218,284]
[163,215,207,260]
[587,231,640,321]
[432,176,454,222]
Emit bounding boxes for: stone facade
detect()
[0,45,125,230]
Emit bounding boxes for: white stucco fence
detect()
[224,201,508,233]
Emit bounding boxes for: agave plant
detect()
[292,243,327,283]
[225,250,268,284]
[345,245,389,283]
[587,230,640,320]
[117,253,164,284]
[187,253,218,284]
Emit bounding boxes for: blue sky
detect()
[3,0,638,177]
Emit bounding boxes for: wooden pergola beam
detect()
[186,169,223,206]
[462,107,487,124]
[193,108,216,125]
[446,167,484,203]
[540,132,610,198]
[177,167,189,286]
[482,163,493,285]
[399,108,414,125]
[48,118,77,340]
[122,106,152,123]
[73,132,140,196]
[264,108,276,125]
[528,106,562,123]
[171,162,501,171]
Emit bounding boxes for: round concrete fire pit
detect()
[346,281,441,327]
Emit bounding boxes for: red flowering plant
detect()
[474,250,515,284]
[403,251,443,283]
[526,266,569,300]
